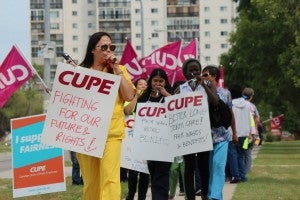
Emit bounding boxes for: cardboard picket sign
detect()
[121,115,149,174]
[165,91,213,156]
[133,102,173,162]
[41,62,121,158]
[11,114,65,198]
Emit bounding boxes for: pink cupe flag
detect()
[0,45,35,108]
[270,114,284,129]
[119,39,144,83]
[218,65,224,88]
[139,40,182,84]
[174,38,198,83]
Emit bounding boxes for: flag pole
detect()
[14,44,51,95]
[262,114,284,124]
[171,39,183,87]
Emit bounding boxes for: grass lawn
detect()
[232,140,300,200]
[0,140,11,153]
[1,140,299,199]
[0,177,128,200]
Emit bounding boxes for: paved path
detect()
[135,182,236,200]
[1,147,260,200]
[132,146,261,200]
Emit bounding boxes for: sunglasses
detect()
[202,73,209,77]
[97,44,116,51]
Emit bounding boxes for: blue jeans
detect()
[245,144,253,173]
[70,151,82,184]
[208,141,228,200]
[227,141,239,179]
[236,137,247,181]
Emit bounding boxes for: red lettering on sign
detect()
[138,107,165,117]
[58,70,115,94]
[168,95,203,111]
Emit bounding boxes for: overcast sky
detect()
[0,0,30,62]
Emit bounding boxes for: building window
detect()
[50,23,59,29]
[220,6,227,11]
[204,31,210,37]
[31,10,44,21]
[135,9,140,13]
[220,19,228,24]
[136,33,141,38]
[204,19,210,24]
[72,23,78,29]
[72,11,78,16]
[73,35,78,41]
[88,23,95,28]
[72,0,77,3]
[151,8,158,13]
[152,45,158,50]
[152,33,158,38]
[151,20,158,26]
[221,43,228,48]
[88,11,95,16]
[205,56,211,62]
[136,46,141,50]
[204,7,210,12]
[50,11,59,18]
[73,48,79,53]
[88,0,94,3]
[136,21,141,26]
[205,44,210,49]
[220,31,228,36]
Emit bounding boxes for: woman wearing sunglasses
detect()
[201,65,237,200]
[76,32,135,200]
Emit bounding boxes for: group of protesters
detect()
[121,59,261,200]
[68,31,261,200]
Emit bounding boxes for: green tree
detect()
[220,0,300,134]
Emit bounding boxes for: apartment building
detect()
[30,0,236,84]
[199,0,237,65]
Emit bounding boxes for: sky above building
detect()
[0,0,30,62]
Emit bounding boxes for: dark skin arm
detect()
[191,75,218,106]
[230,109,238,144]
[200,81,219,106]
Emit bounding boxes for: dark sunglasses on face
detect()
[98,44,116,51]
[202,73,209,77]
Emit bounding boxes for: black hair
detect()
[202,65,220,82]
[138,68,172,102]
[182,58,201,80]
[79,32,112,69]
[228,84,243,99]
[134,78,147,87]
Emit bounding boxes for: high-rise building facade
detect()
[199,0,237,65]
[30,0,237,83]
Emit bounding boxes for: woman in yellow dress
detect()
[77,32,135,200]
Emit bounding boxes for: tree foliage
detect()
[220,0,300,134]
